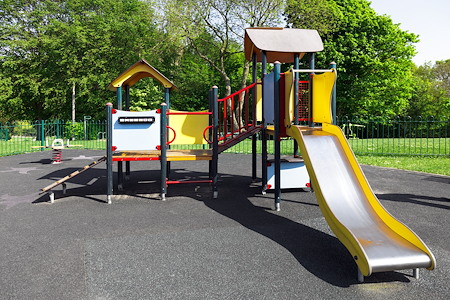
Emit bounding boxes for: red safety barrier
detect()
[203,126,213,144]
[166,126,176,145]
[216,83,258,146]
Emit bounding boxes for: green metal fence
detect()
[336,116,449,156]
[224,116,450,157]
[0,120,106,156]
[0,117,449,157]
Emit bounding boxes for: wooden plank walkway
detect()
[112,149,212,161]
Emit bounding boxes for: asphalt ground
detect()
[0,149,449,299]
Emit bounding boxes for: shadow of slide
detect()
[378,193,450,211]
[203,174,362,287]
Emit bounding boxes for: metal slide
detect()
[286,124,436,281]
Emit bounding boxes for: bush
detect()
[64,121,84,140]
[0,128,10,140]
[13,121,36,136]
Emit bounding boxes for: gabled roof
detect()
[244,27,323,63]
[108,59,177,91]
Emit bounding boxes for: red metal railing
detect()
[216,83,259,147]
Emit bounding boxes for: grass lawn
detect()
[223,138,449,177]
[356,155,450,176]
[1,136,449,176]
[0,136,106,156]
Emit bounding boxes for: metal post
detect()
[357,268,364,283]
[164,87,170,108]
[274,62,281,211]
[115,86,124,188]
[84,116,91,140]
[106,103,113,204]
[124,85,130,110]
[117,161,123,191]
[208,89,213,177]
[329,62,337,125]
[309,53,315,127]
[164,87,171,177]
[40,120,45,151]
[116,86,122,110]
[261,51,268,194]
[294,54,300,156]
[160,102,168,201]
[124,85,131,179]
[211,86,219,199]
[413,268,419,279]
[251,53,258,181]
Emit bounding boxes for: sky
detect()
[369,0,450,65]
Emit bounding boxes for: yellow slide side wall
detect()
[312,71,336,124]
[286,125,371,275]
[322,123,436,271]
[169,111,209,145]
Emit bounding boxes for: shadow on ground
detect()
[204,174,412,287]
[33,161,415,286]
[378,193,450,210]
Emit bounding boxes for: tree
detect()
[0,0,160,121]
[160,0,284,98]
[285,0,418,118]
[408,60,450,118]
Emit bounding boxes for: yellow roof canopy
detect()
[108,59,177,91]
[244,27,323,63]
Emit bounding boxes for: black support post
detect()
[261,51,268,194]
[293,54,300,157]
[274,62,282,211]
[211,86,219,198]
[309,53,315,127]
[160,102,168,200]
[106,102,113,204]
[251,53,258,181]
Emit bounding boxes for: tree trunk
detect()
[72,82,76,140]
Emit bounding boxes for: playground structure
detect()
[242,27,435,282]
[104,59,260,203]
[39,27,435,283]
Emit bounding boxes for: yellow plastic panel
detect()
[256,80,263,122]
[312,71,336,124]
[108,59,176,90]
[169,112,209,145]
[284,70,295,127]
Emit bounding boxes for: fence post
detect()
[40,120,45,151]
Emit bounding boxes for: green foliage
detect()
[3,0,447,122]
[409,60,450,118]
[285,0,418,118]
[64,121,84,140]
[129,80,164,111]
[12,121,36,136]
[0,128,11,140]
[0,0,160,121]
